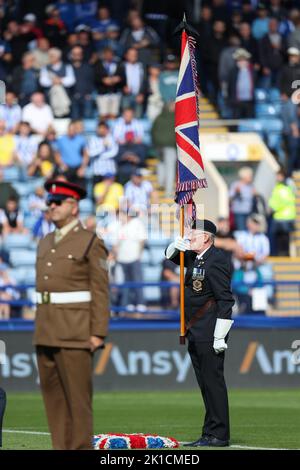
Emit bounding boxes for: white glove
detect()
[174,236,189,251]
[213,338,227,354]
[165,236,189,259]
[213,318,234,354]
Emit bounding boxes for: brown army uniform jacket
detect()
[33,221,110,349]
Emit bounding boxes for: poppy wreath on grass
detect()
[93,433,179,449]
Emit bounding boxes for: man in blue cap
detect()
[165,219,234,447]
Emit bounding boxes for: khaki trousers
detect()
[36,346,93,450]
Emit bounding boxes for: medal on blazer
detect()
[192,267,205,292]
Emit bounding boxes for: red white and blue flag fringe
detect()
[175,29,207,218]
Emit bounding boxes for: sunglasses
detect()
[46,199,63,206]
[46,197,76,207]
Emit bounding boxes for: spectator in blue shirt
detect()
[0,91,22,133]
[32,207,55,240]
[55,121,89,186]
[88,5,119,33]
[252,4,270,40]
[11,52,40,106]
[159,54,179,104]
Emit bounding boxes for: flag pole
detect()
[179,206,186,345]
[174,14,204,345]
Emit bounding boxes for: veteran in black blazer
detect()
[165,219,234,447]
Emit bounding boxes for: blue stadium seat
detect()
[3,233,32,250]
[84,119,97,134]
[8,267,36,286]
[24,215,39,230]
[3,166,20,182]
[268,88,281,102]
[148,233,171,248]
[144,286,161,302]
[254,88,267,102]
[79,199,94,213]
[149,247,165,265]
[26,287,37,303]
[10,249,37,268]
[143,265,161,282]
[141,249,150,264]
[260,118,283,156]
[53,118,70,136]
[8,267,28,284]
[12,182,32,197]
[19,197,29,214]
[140,118,152,145]
[238,119,263,135]
[255,103,280,118]
[24,267,36,284]
[140,118,152,133]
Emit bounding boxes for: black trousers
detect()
[188,341,230,441]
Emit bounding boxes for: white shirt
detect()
[124,62,143,95]
[108,217,147,263]
[22,103,54,134]
[0,104,22,131]
[196,245,212,260]
[113,117,144,143]
[87,133,119,176]
[14,134,40,166]
[235,230,270,263]
[124,180,153,209]
[39,62,76,88]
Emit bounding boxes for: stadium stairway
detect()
[268,257,300,316]
[291,171,300,257]
[258,172,300,317]
[146,96,227,235]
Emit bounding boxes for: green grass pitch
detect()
[2,389,300,450]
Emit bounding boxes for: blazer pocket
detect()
[55,304,90,341]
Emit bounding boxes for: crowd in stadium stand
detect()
[0,0,299,319]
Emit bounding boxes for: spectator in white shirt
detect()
[234,213,273,309]
[87,121,119,187]
[108,209,147,312]
[113,107,144,144]
[22,92,54,135]
[0,91,21,133]
[39,47,75,117]
[234,214,270,266]
[39,47,76,90]
[121,47,147,118]
[14,121,40,177]
[28,186,47,218]
[124,168,158,211]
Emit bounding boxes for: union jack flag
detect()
[175,29,207,211]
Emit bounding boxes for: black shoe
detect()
[183,435,211,447]
[207,436,229,447]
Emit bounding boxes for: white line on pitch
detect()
[3,429,50,436]
[3,432,298,450]
[180,441,296,450]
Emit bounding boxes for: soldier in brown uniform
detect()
[34,179,110,450]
